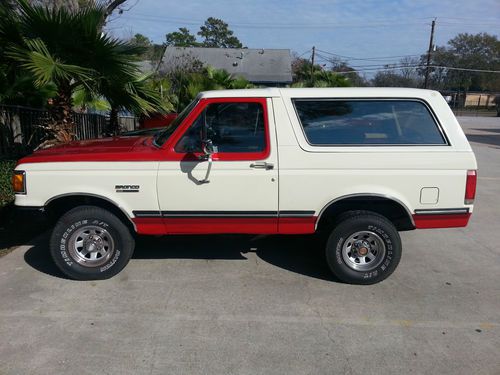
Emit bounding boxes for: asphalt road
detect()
[1,116,500,375]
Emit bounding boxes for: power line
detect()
[122,13,430,29]
[116,12,500,31]
[315,49,422,61]
[334,65,500,75]
[295,49,312,58]
[439,22,500,28]
[309,50,500,74]
[431,66,500,73]
[438,16,500,22]
[314,52,417,68]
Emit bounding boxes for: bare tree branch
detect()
[105,0,127,17]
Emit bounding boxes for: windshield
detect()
[153,98,199,147]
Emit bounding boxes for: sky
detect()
[106,0,500,76]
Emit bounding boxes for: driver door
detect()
[156,97,279,234]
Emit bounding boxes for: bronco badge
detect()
[115,185,140,193]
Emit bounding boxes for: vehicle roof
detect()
[199,87,441,99]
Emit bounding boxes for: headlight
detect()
[12,170,26,194]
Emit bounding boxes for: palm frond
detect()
[7,38,94,87]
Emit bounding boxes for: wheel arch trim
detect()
[44,192,137,232]
[315,193,415,230]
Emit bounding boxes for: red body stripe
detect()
[135,214,471,235]
[278,217,317,234]
[133,217,318,235]
[132,218,168,235]
[162,217,278,234]
[412,213,471,229]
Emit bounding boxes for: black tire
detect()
[325,211,401,285]
[50,205,135,280]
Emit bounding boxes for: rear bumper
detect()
[413,208,471,229]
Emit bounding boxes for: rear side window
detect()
[293,99,446,145]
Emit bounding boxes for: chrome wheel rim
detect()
[68,225,115,267]
[341,231,386,271]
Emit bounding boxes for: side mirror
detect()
[202,139,218,156]
[198,139,217,184]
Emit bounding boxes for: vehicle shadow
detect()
[24,233,337,282]
[466,134,500,147]
[471,128,500,134]
[0,204,49,251]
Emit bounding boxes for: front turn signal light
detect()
[12,171,26,194]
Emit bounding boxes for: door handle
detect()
[250,162,274,170]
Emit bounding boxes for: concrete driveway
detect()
[1,116,499,375]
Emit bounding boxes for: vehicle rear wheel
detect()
[50,206,135,280]
[325,211,401,285]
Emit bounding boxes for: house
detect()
[154,47,293,87]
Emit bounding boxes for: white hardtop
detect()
[199,87,442,100]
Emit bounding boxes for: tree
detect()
[291,57,350,88]
[331,62,368,87]
[129,33,164,64]
[291,57,317,83]
[130,33,152,49]
[160,66,252,111]
[371,57,422,88]
[165,27,198,47]
[423,33,500,91]
[0,0,163,146]
[372,71,416,87]
[198,17,243,48]
[27,0,127,16]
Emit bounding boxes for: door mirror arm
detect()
[198,139,217,183]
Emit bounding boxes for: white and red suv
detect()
[13,88,477,284]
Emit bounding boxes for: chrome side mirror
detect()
[202,139,217,156]
[198,139,217,184]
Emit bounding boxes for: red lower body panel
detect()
[133,217,317,235]
[278,217,317,234]
[132,218,166,235]
[162,217,278,234]
[412,213,471,229]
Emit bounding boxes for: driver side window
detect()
[175,101,266,154]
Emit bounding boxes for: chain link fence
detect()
[445,92,499,117]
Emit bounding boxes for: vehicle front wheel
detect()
[50,206,135,280]
[325,211,402,285]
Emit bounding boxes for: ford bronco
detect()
[13,88,477,284]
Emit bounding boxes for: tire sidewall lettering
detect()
[335,236,345,265]
[335,223,395,280]
[58,219,118,269]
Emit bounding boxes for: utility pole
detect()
[424,19,436,89]
[310,46,316,85]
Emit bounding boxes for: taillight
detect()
[465,170,477,205]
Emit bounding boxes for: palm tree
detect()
[0,0,164,146]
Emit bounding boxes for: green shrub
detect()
[0,160,16,207]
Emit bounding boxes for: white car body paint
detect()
[14,88,477,235]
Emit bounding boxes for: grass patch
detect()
[0,160,16,208]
